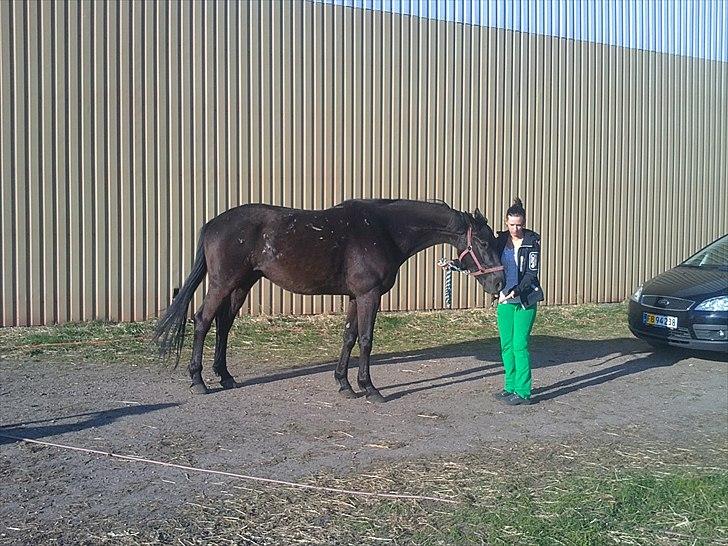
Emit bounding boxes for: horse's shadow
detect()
[0,403,179,445]
[231,336,706,402]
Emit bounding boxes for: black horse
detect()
[154,199,505,402]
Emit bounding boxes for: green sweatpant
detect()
[496,303,537,398]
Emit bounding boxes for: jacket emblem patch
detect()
[528,251,539,271]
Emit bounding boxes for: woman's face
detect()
[505,214,525,239]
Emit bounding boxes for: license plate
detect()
[642,312,678,329]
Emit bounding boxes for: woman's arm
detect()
[514,237,541,295]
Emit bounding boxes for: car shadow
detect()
[0,403,179,445]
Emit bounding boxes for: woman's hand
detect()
[498,290,515,303]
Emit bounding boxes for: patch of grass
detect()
[0,321,155,363]
[534,302,630,338]
[100,440,725,546]
[0,303,631,366]
[416,472,728,545]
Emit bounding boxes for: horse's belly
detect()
[261,263,348,296]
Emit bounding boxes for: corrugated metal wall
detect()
[1,0,726,326]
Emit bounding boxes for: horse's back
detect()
[204,203,296,234]
[204,200,380,249]
[209,199,393,222]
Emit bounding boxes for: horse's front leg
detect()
[355,290,385,403]
[334,298,358,398]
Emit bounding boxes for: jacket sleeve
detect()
[514,237,541,296]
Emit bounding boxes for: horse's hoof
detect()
[220,377,239,390]
[338,387,358,399]
[190,382,209,395]
[365,390,386,403]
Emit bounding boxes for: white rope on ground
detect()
[0,432,459,504]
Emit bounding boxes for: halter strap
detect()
[458,227,505,277]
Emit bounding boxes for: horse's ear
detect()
[474,208,488,224]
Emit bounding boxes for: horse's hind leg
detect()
[212,290,242,389]
[213,275,259,388]
[334,298,358,398]
[189,285,229,394]
[355,289,385,403]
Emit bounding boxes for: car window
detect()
[682,235,728,269]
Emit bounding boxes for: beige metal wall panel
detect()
[0,0,13,325]
[1,0,726,326]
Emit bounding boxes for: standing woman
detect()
[493,198,544,405]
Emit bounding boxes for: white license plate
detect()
[642,312,678,329]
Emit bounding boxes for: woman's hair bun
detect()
[507,197,526,219]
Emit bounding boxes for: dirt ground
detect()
[1,334,726,544]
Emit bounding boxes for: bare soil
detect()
[1,335,726,544]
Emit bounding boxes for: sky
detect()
[313,0,728,63]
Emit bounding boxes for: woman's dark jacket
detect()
[495,229,544,307]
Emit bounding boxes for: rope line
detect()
[0,432,459,504]
[438,257,467,309]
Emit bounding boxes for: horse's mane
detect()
[334,198,461,231]
[336,198,452,210]
[424,198,452,209]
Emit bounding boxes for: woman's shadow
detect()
[379,336,691,402]
[527,339,691,403]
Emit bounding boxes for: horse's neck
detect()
[387,206,464,258]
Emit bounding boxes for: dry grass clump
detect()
[131,438,726,546]
[9,437,724,545]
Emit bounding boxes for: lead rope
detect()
[437,258,468,309]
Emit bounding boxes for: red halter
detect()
[458,227,504,277]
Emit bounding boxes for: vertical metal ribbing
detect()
[156,0,170,320]
[270,0,283,315]
[13,1,28,324]
[1,1,727,325]
[25,1,39,325]
[38,1,54,323]
[143,0,156,321]
[281,0,293,314]
[0,1,12,324]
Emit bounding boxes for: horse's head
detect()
[458,209,505,295]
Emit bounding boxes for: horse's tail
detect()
[153,226,207,366]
